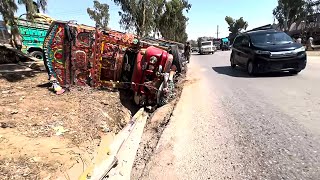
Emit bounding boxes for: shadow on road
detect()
[212,66,295,78]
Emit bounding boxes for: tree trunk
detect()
[284,7,292,32]
[142,1,146,37]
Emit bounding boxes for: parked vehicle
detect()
[191,47,199,52]
[11,14,52,60]
[43,21,177,106]
[212,38,221,50]
[213,42,221,50]
[220,38,230,51]
[230,25,307,75]
[200,41,216,54]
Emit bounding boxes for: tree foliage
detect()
[225,16,248,43]
[112,0,156,36]
[113,0,191,42]
[273,0,308,31]
[0,0,47,47]
[188,39,197,47]
[272,0,320,32]
[87,0,110,29]
[0,0,47,25]
[152,0,166,38]
[225,16,248,39]
[158,0,191,42]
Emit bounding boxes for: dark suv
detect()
[230,27,307,75]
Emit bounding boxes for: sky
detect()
[4,0,278,41]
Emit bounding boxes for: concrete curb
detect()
[107,111,148,179]
[79,108,148,180]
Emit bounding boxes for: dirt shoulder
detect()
[0,70,132,179]
[307,50,320,57]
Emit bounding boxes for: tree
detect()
[225,16,248,40]
[112,0,156,36]
[0,0,47,24]
[225,16,248,34]
[0,0,47,47]
[152,0,166,38]
[272,0,307,31]
[158,0,191,42]
[87,0,110,29]
[113,0,191,41]
[188,39,197,47]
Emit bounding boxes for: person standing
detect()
[184,42,191,63]
[296,37,302,44]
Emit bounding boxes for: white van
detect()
[200,41,216,54]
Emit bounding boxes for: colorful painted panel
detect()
[43,23,67,87]
[92,30,139,88]
[70,27,95,86]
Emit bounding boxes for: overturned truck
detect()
[43,21,179,106]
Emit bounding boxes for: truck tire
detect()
[29,51,43,60]
[169,45,182,73]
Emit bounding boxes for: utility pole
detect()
[216,25,220,39]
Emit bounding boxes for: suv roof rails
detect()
[245,24,275,33]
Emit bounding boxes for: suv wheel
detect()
[247,61,256,76]
[230,56,236,68]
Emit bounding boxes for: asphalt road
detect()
[140,51,320,180]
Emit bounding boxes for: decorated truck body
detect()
[43,21,177,106]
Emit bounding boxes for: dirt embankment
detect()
[0,71,132,179]
[306,50,320,56]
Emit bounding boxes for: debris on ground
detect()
[0,72,132,179]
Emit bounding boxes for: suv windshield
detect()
[250,32,293,45]
[201,42,212,46]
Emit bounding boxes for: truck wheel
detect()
[169,45,182,73]
[29,51,43,60]
[157,80,174,106]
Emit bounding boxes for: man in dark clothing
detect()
[184,42,191,63]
